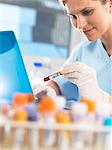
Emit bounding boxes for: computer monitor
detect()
[0,31,32,103]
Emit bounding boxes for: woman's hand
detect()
[63,62,110,103]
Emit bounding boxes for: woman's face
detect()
[65,0,111,41]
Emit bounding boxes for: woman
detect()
[35,0,112,103]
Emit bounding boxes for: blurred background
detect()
[0,0,85,77]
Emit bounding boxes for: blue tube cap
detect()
[103,117,112,126]
[33,62,43,67]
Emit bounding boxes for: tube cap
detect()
[103,117,112,126]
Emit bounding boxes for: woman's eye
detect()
[82,9,94,16]
[67,14,77,20]
[72,15,77,19]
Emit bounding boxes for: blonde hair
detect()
[58,0,108,6]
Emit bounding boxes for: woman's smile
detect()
[83,27,95,36]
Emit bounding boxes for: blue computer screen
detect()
[0,31,32,103]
